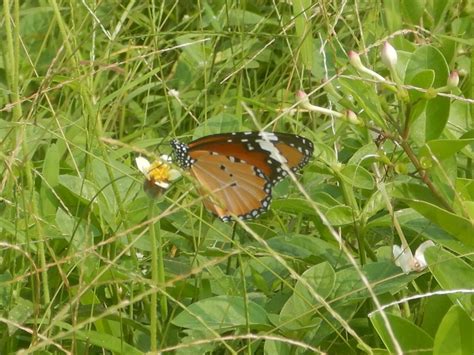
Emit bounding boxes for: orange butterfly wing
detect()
[170,132,313,221]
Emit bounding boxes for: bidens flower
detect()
[393,240,435,273]
[136,155,181,197]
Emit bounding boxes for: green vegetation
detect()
[1,1,473,354]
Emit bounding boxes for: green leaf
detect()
[8,297,34,335]
[431,0,454,27]
[400,0,425,24]
[171,295,270,330]
[292,0,313,70]
[333,262,418,302]
[425,247,474,315]
[408,69,435,102]
[370,312,433,354]
[420,138,474,161]
[59,175,99,204]
[227,9,278,26]
[279,262,335,330]
[421,291,453,337]
[425,96,450,140]
[267,234,347,267]
[394,184,474,247]
[433,305,473,355]
[326,205,356,226]
[383,0,402,32]
[272,198,315,217]
[338,77,386,128]
[192,113,241,139]
[405,46,449,88]
[73,330,142,355]
[264,340,292,355]
[404,46,450,140]
[340,164,375,190]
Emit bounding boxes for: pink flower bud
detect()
[296,90,308,100]
[348,50,364,70]
[447,70,459,88]
[381,42,398,69]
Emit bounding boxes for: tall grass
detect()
[1,1,473,354]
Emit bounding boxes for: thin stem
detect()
[149,201,158,351]
[399,140,454,212]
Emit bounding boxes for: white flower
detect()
[393,241,435,273]
[135,155,181,189]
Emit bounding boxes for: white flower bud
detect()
[381,42,398,70]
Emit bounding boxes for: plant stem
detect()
[399,140,454,212]
[149,201,158,351]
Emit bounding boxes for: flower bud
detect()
[381,42,398,69]
[447,70,459,89]
[348,50,364,71]
[345,110,363,126]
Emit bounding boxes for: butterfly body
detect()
[171,131,313,221]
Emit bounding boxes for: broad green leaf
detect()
[404,46,450,140]
[421,291,453,337]
[8,297,34,335]
[176,329,217,354]
[56,208,87,252]
[267,234,347,267]
[272,198,316,216]
[400,0,425,24]
[337,77,386,128]
[425,247,473,315]
[279,262,335,330]
[405,46,449,88]
[370,312,433,354]
[347,142,379,166]
[326,205,356,226]
[333,262,418,302]
[420,138,474,161]
[394,183,474,247]
[433,305,473,355]
[425,96,450,140]
[313,142,337,165]
[172,295,269,330]
[361,183,394,221]
[73,330,142,355]
[340,164,375,190]
[59,174,99,204]
[408,69,435,102]
[264,340,291,355]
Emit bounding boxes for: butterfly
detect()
[170,131,313,222]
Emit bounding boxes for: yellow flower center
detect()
[148,160,171,183]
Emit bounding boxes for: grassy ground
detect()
[1,1,473,354]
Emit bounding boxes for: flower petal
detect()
[393,245,414,273]
[135,156,151,175]
[414,240,435,270]
[168,169,181,181]
[154,180,170,189]
[160,154,172,163]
